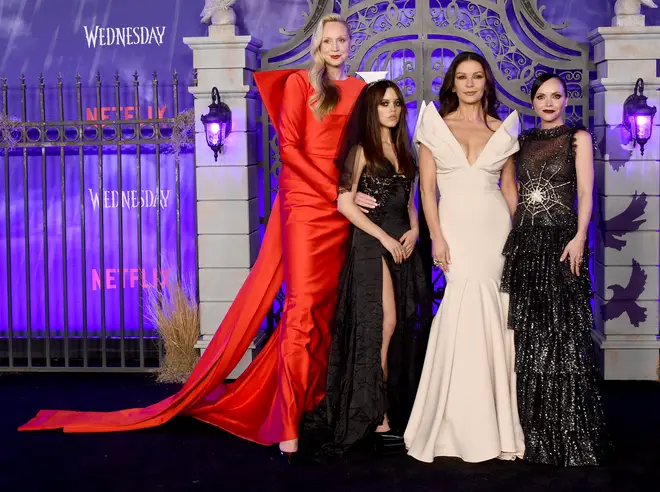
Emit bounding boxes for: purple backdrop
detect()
[0,0,200,338]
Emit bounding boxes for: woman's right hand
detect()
[381,235,406,264]
[355,192,377,213]
[432,236,451,273]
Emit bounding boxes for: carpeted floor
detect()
[0,373,658,492]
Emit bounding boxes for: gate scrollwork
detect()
[261,0,592,318]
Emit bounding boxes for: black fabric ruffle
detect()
[502,225,592,336]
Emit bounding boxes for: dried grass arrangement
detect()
[146,277,200,384]
[0,113,23,149]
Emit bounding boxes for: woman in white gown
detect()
[404,52,525,463]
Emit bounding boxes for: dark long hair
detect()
[438,52,499,124]
[336,80,415,180]
[530,73,568,101]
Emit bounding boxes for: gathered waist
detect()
[281,157,340,185]
[284,152,338,168]
[436,172,501,196]
[306,151,340,159]
[438,186,502,197]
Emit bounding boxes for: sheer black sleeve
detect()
[338,144,365,194]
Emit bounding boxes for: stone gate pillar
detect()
[588,13,660,380]
[183,4,263,378]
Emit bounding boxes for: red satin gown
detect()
[19,70,366,445]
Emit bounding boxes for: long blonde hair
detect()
[308,13,351,120]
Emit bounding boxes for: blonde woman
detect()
[20,14,365,464]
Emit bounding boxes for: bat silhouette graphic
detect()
[601,259,648,327]
[601,192,647,251]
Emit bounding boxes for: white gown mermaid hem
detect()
[404,102,525,463]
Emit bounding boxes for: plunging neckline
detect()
[437,111,518,168]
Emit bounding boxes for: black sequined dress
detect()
[501,125,611,466]
[302,162,431,458]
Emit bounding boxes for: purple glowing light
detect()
[201,87,232,161]
[623,78,656,156]
[206,122,223,146]
[634,114,652,140]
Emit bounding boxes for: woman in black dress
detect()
[303,80,431,458]
[501,73,611,466]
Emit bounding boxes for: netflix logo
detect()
[86,105,167,121]
[91,267,172,291]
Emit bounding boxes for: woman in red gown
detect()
[19,13,365,461]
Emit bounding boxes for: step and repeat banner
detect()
[0,0,205,339]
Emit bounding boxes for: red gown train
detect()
[19,70,366,445]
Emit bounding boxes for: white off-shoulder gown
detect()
[404,103,525,463]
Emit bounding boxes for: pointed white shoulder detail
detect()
[417,102,445,137]
[499,110,520,140]
[415,100,428,129]
[412,101,428,159]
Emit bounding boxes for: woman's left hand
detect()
[560,235,586,276]
[399,228,419,259]
[354,192,377,213]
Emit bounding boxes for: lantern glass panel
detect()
[206,121,222,147]
[635,113,653,141]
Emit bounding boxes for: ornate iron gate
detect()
[0,71,196,371]
[260,0,593,320]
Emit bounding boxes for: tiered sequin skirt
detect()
[501,224,612,466]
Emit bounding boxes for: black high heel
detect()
[373,431,405,455]
[275,446,298,465]
[373,382,405,455]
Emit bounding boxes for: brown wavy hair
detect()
[438,51,500,127]
[360,80,415,179]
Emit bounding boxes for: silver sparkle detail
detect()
[528,188,546,204]
[519,164,572,226]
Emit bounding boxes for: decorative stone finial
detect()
[201,0,237,36]
[613,0,658,27]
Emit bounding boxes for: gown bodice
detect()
[513,125,581,228]
[260,69,365,203]
[278,70,365,180]
[357,164,413,235]
[295,74,366,158]
[413,102,520,197]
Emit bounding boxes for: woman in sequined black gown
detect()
[302,80,431,458]
[501,74,611,466]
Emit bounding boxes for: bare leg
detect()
[376,257,397,433]
[279,438,298,453]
